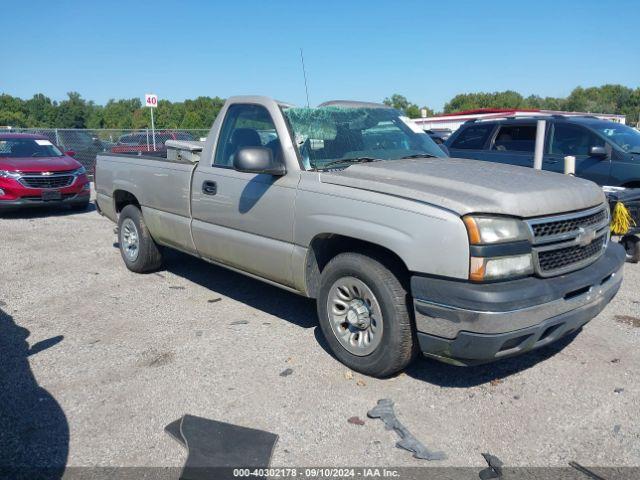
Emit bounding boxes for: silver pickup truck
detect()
[95,96,625,377]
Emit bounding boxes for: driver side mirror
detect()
[234,147,286,176]
[589,145,607,159]
[65,150,76,157]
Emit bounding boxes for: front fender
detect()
[294,188,469,279]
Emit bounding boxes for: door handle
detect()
[202,180,217,195]
[544,159,558,164]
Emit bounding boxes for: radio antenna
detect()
[300,48,310,107]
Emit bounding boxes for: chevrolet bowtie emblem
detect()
[576,227,597,247]
[41,172,54,176]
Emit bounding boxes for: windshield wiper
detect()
[399,153,438,159]
[317,156,382,170]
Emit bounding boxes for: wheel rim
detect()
[326,276,383,356]
[121,218,140,262]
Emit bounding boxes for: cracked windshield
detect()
[283,106,444,170]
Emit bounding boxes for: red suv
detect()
[0,133,91,212]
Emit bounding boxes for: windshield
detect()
[0,138,64,158]
[591,123,640,153]
[283,106,445,170]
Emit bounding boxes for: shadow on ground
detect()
[0,202,95,220]
[162,249,577,385]
[404,331,579,387]
[0,308,68,479]
[163,249,317,329]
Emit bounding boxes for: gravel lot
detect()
[1,201,639,472]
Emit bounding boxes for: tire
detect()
[117,204,163,273]
[316,252,417,377]
[622,235,640,263]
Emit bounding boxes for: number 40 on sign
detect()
[145,94,158,108]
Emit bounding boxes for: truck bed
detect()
[95,152,199,254]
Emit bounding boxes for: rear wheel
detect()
[622,235,640,263]
[117,205,163,273]
[317,252,417,377]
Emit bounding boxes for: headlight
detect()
[463,215,530,244]
[470,254,533,281]
[0,170,21,179]
[464,215,533,281]
[72,166,87,176]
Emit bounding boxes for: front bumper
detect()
[0,191,90,211]
[412,242,625,365]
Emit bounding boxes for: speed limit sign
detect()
[145,94,158,108]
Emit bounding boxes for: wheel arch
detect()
[304,233,411,298]
[113,189,141,214]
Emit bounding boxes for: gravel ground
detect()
[1,201,639,472]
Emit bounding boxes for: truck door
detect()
[190,103,297,286]
[544,122,611,185]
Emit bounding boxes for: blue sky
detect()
[2,0,638,110]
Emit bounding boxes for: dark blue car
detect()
[445,115,640,187]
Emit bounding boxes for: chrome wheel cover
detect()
[121,218,140,262]
[326,276,383,356]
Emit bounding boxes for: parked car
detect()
[95,96,624,377]
[425,128,452,144]
[111,131,194,154]
[0,133,91,211]
[30,129,108,173]
[445,116,640,187]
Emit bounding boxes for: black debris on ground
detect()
[569,461,607,480]
[165,415,278,480]
[479,452,503,480]
[367,398,446,461]
[279,368,293,377]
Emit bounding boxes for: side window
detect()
[450,124,494,150]
[492,125,536,152]
[213,104,280,167]
[549,123,604,156]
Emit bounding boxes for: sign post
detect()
[145,94,158,151]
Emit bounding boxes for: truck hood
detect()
[320,157,605,218]
[0,156,81,173]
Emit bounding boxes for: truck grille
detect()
[537,234,606,274]
[531,209,607,239]
[526,204,610,277]
[19,174,74,189]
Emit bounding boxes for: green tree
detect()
[383,94,433,118]
[55,92,89,128]
[0,94,27,126]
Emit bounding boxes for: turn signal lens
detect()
[470,254,533,282]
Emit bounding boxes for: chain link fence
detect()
[1,128,210,175]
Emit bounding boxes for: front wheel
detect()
[117,205,163,273]
[317,252,417,377]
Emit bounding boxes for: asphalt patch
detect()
[615,315,640,328]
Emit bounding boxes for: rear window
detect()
[492,125,536,152]
[450,124,494,150]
